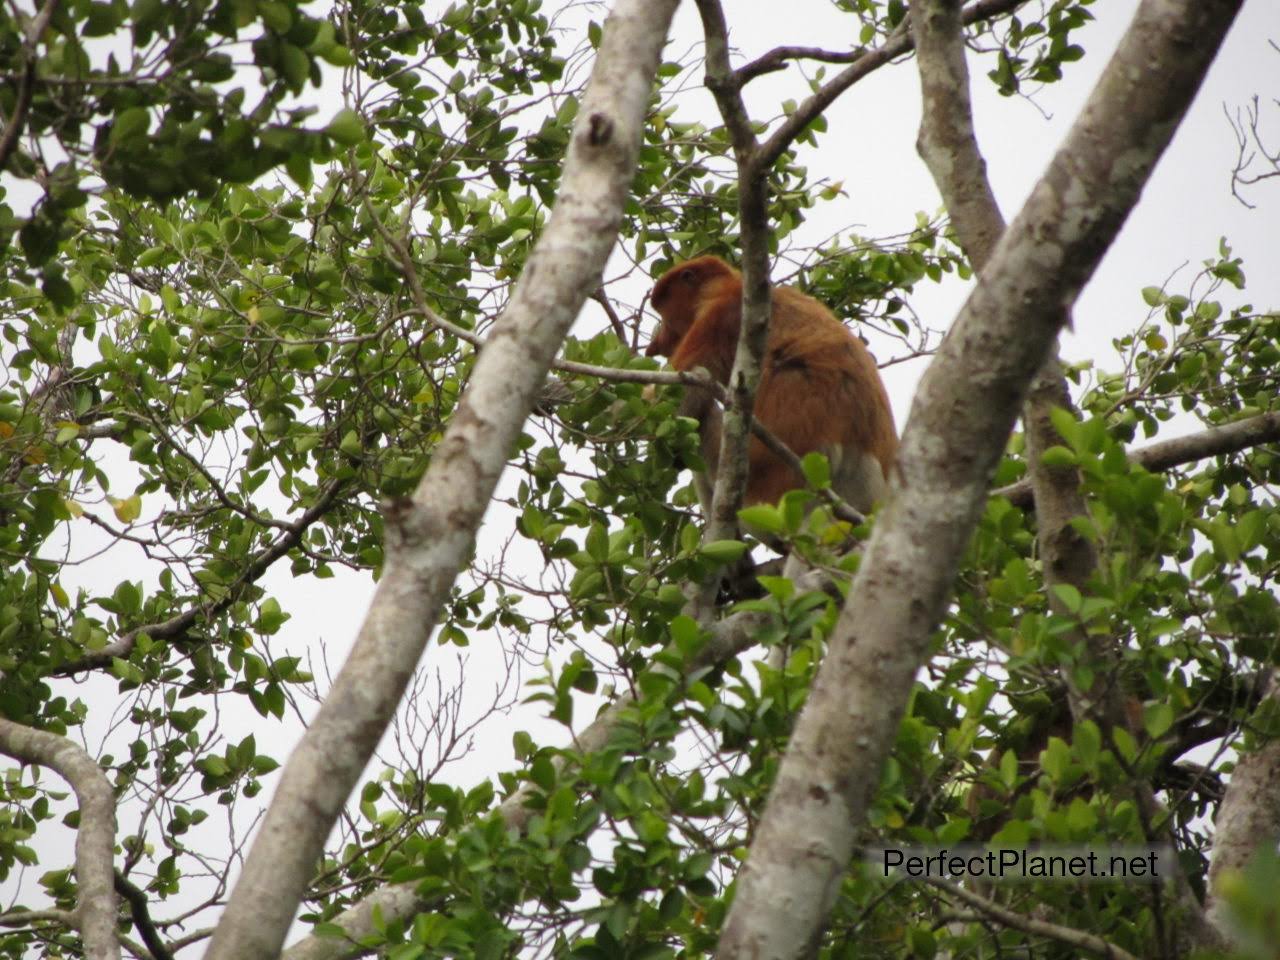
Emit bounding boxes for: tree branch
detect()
[693,0,771,554]
[1207,669,1280,940]
[928,878,1141,960]
[0,720,118,960]
[755,0,1027,173]
[714,1,1243,955]
[52,478,348,675]
[202,3,682,958]
[114,871,175,960]
[737,45,870,85]
[0,0,59,173]
[994,411,1280,510]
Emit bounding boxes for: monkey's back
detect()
[759,286,897,474]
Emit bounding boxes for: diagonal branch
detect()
[908,3,1215,948]
[52,478,348,676]
[0,720,118,960]
[737,45,870,85]
[202,3,682,958]
[114,871,175,960]
[754,0,1027,174]
[928,878,1141,960]
[714,1,1243,955]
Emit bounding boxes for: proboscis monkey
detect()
[647,255,897,515]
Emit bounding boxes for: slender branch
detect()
[0,908,76,927]
[754,0,1027,173]
[52,478,348,675]
[114,872,175,960]
[737,45,869,84]
[994,411,1280,510]
[0,720,119,960]
[693,0,776,597]
[910,0,1004,268]
[927,878,1141,960]
[591,288,629,343]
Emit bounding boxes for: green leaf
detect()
[1039,445,1077,468]
[111,495,143,523]
[531,755,556,792]
[738,504,783,534]
[1051,584,1082,614]
[1143,702,1174,739]
[800,451,830,487]
[699,539,747,563]
[1073,720,1101,766]
[324,108,366,146]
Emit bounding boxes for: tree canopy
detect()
[1,0,1278,958]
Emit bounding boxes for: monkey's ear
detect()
[679,268,698,287]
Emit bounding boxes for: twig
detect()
[755,0,1027,173]
[53,478,348,674]
[927,878,1140,960]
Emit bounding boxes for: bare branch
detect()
[0,720,118,960]
[737,46,869,85]
[688,0,776,617]
[591,287,630,343]
[114,872,175,960]
[910,0,1005,268]
[755,0,1027,173]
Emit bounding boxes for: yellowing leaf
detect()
[111,495,143,523]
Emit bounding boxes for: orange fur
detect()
[647,255,897,511]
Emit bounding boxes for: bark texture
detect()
[714,2,1243,956]
[1207,670,1280,934]
[0,720,119,960]
[202,3,680,958]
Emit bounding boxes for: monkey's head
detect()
[646,255,740,357]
